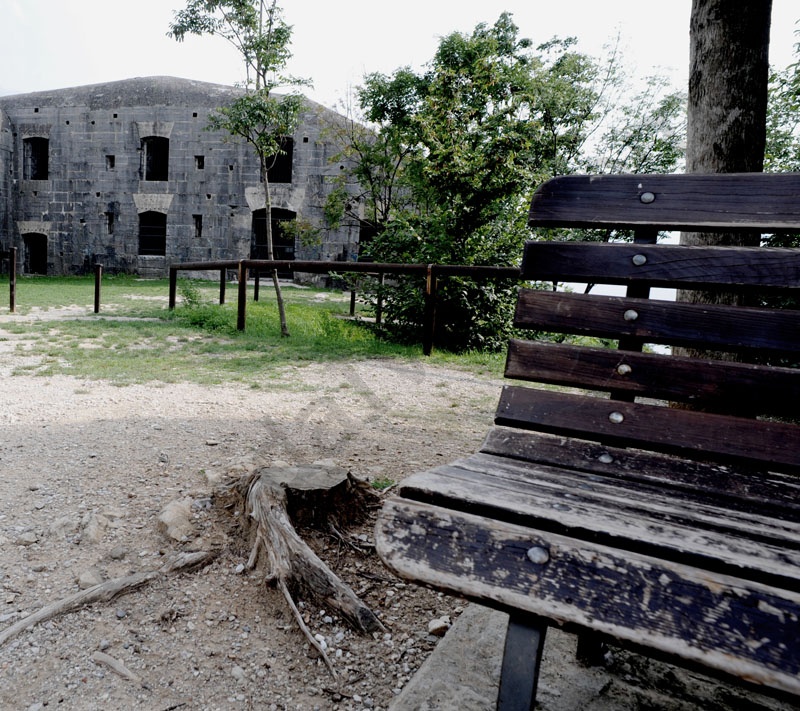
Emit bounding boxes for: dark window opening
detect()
[34,107,39,113]
[138,211,167,256]
[357,220,379,262]
[23,233,48,274]
[266,137,294,184]
[193,214,203,239]
[195,155,204,169]
[141,136,169,181]
[23,137,49,180]
[302,136,309,143]
[106,212,115,235]
[251,208,295,277]
[106,155,115,170]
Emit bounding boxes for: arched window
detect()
[138,211,167,256]
[141,136,169,181]
[23,137,49,180]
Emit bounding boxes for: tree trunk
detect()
[682,0,772,252]
[262,156,290,337]
[679,0,772,371]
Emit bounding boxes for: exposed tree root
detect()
[0,550,216,647]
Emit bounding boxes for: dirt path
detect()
[0,318,503,711]
[2,312,793,711]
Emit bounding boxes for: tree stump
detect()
[220,463,384,675]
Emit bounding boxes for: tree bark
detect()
[682,0,772,251]
[679,0,772,369]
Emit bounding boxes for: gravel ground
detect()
[0,311,501,711]
[2,309,795,711]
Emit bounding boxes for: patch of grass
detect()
[370,477,396,491]
[0,276,507,385]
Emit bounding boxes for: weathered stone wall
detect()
[0,77,361,277]
[0,108,13,258]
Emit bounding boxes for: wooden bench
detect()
[375,173,800,708]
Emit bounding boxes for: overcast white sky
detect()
[0,1,798,109]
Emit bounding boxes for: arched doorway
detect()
[23,233,48,274]
[251,208,296,278]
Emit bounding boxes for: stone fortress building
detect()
[0,76,361,277]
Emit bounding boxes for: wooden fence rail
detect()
[169,259,521,355]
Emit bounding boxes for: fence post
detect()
[375,272,385,326]
[237,260,248,331]
[94,264,102,313]
[219,268,226,305]
[254,270,260,302]
[349,289,357,316]
[168,266,178,309]
[423,264,437,356]
[9,246,17,313]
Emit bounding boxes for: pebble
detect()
[427,616,451,637]
[77,568,104,589]
[109,545,128,560]
[16,531,38,546]
[231,665,247,683]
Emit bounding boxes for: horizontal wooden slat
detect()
[480,429,800,514]
[521,242,800,289]
[504,339,800,416]
[528,173,800,231]
[376,498,800,696]
[514,290,800,354]
[393,455,800,580]
[495,386,800,472]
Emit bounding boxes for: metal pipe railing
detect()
[169,259,521,354]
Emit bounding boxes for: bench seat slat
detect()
[514,290,800,354]
[481,429,800,513]
[521,243,800,289]
[505,339,800,416]
[394,455,800,584]
[376,497,800,697]
[527,173,800,232]
[496,386,800,471]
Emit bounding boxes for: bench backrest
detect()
[497,173,800,473]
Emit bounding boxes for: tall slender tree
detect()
[169,0,307,337]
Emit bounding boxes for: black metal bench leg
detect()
[497,614,547,711]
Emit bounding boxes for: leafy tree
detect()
[765,31,800,255]
[327,14,684,351]
[169,0,307,337]
[765,35,800,175]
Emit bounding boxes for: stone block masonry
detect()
[0,76,362,278]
